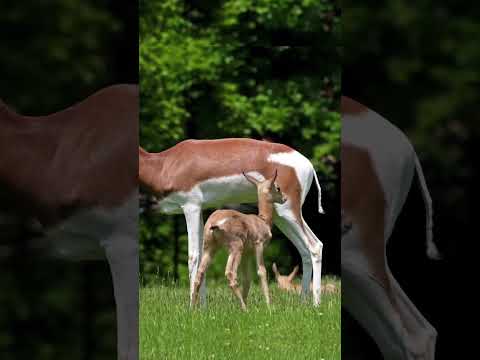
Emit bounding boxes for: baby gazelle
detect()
[272,263,338,295]
[192,170,286,310]
[272,263,302,294]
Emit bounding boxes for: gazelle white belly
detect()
[31,192,138,260]
[155,172,265,214]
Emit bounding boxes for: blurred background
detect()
[0,1,137,359]
[342,1,478,359]
[139,0,341,286]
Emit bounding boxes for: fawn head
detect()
[242,169,286,204]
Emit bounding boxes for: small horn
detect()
[272,169,278,183]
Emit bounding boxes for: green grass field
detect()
[140,277,340,360]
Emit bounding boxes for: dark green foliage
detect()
[0,0,121,112]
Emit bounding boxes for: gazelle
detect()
[341,96,440,360]
[272,263,301,293]
[0,85,139,360]
[139,138,325,305]
[272,263,337,295]
[192,171,286,310]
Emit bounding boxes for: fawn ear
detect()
[243,171,260,186]
[288,265,299,281]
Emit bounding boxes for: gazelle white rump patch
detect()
[268,151,324,212]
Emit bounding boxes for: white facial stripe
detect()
[268,151,314,202]
[216,218,229,226]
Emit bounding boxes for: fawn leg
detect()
[192,249,214,307]
[240,255,252,301]
[255,243,271,307]
[225,250,246,310]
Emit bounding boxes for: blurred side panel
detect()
[0,1,138,359]
[341,1,475,359]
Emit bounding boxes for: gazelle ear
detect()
[243,171,260,186]
[288,265,299,282]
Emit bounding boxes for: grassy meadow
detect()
[140,277,340,360]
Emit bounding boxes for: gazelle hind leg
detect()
[388,270,438,359]
[274,206,322,305]
[342,223,435,360]
[342,259,407,360]
[302,220,323,305]
[274,214,312,298]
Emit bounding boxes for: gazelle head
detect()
[272,262,301,293]
[243,169,286,204]
[272,263,339,295]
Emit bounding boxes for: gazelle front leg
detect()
[104,234,139,360]
[182,204,206,306]
[254,242,271,307]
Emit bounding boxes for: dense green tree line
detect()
[0,0,123,112]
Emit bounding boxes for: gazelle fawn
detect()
[191,170,286,310]
[272,263,338,295]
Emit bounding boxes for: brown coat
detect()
[0,84,138,227]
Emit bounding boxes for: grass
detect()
[140,277,340,360]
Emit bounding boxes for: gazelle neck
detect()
[138,148,167,195]
[139,148,154,187]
